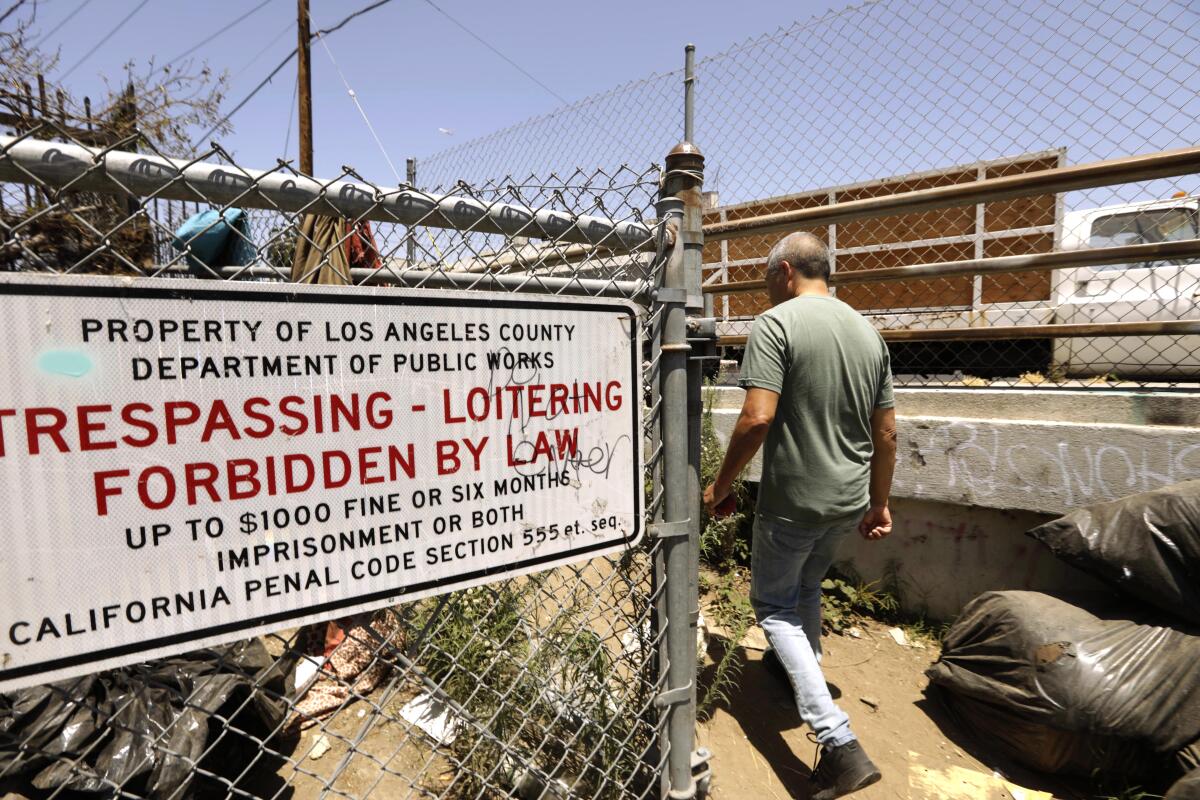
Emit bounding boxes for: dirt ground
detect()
[697,618,1081,800]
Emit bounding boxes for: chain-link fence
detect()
[2,0,1198,794]
[421,0,1200,390]
[0,117,696,799]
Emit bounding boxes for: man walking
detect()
[703,232,897,799]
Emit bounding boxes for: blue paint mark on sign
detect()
[38,350,93,378]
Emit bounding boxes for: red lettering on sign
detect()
[26,407,69,454]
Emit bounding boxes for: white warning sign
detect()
[0,275,642,690]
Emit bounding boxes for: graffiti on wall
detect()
[896,420,1200,512]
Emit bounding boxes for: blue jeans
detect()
[750,514,856,746]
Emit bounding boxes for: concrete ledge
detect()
[707,387,1200,515]
[707,386,1200,426]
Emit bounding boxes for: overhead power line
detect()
[229,20,293,82]
[31,0,94,48]
[317,31,401,182]
[192,0,398,149]
[0,0,32,27]
[60,0,152,80]
[315,0,394,38]
[193,48,296,145]
[421,0,570,107]
[164,0,276,68]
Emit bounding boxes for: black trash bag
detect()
[1027,480,1200,625]
[0,639,293,798]
[927,591,1200,784]
[1168,768,1200,800]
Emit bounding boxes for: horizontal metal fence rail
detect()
[0,134,656,251]
[210,265,654,299]
[703,145,1200,375]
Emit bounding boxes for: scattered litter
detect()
[846,626,864,639]
[888,627,909,647]
[400,691,463,746]
[307,735,331,761]
[357,708,366,718]
[1004,780,1055,800]
[860,696,880,711]
[294,655,324,693]
[907,753,1053,799]
[619,623,651,658]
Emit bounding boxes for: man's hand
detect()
[859,504,892,540]
[703,482,729,514]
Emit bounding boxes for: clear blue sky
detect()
[20,0,1199,213]
[25,0,843,180]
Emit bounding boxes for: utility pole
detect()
[296,0,314,175]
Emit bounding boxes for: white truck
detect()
[1053,194,1200,378]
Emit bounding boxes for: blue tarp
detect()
[171,208,256,276]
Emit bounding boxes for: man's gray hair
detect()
[766,232,831,281]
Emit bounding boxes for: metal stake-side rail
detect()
[702,146,1200,242]
[716,319,1200,348]
[702,238,1200,295]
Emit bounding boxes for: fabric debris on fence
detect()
[290,215,381,284]
[287,613,401,729]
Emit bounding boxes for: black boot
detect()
[809,739,882,799]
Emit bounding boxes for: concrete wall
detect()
[832,498,1110,620]
[707,386,1200,618]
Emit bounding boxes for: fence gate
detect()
[0,119,708,800]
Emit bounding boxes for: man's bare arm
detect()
[704,388,779,509]
[869,406,897,507]
[860,406,897,539]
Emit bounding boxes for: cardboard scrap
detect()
[907,752,1054,800]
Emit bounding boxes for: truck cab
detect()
[1052,195,1200,378]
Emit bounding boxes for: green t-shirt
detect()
[739,295,894,524]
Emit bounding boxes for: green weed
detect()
[411,578,654,798]
[1096,788,1162,800]
[698,569,755,719]
[820,568,899,634]
[699,389,752,566]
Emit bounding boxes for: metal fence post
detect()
[405,156,417,266]
[658,43,707,795]
[680,43,712,798]
[656,185,692,800]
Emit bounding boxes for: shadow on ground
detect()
[699,632,817,798]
